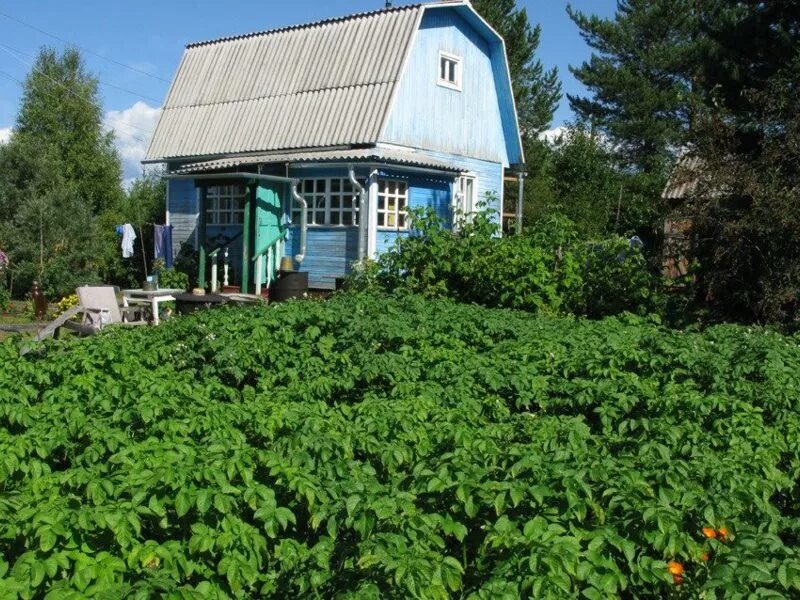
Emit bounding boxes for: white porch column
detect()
[367,170,379,259]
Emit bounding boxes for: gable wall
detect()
[380,9,509,165]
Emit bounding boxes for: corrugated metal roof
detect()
[147,5,424,160]
[170,147,465,174]
[663,155,704,200]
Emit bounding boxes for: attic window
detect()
[438,52,462,91]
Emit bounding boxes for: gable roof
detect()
[145,1,522,163]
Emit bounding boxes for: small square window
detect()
[438,52,462,91]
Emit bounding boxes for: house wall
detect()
[380,9,509,166]
[166,157,503,289]
[373,154,503,255]
[167,178,198,258]
[284,166,363,290]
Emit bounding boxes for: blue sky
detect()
[0,0,617,180]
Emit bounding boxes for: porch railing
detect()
[208,232,243,293]
[252,230,288,297]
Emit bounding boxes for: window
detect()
[206,185,245,225]
[438,51,462,91]
[377,179,409,230]
[292,178,360,226]
[329,178,358,226]
[457,175,477,217]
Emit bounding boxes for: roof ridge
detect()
[186,3,424,49]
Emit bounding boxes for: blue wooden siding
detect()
[375,170,452,255]
[167,179,197,257]
[285,227,359,289]
[410,150,504,216]
[284,166,362,289]
[380,9,510,165]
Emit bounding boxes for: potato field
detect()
[1,293,800,598]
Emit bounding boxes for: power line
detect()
[0,46,154,144]
[0,8,171,83]
[0,42,162,104]
[0,68,24,86]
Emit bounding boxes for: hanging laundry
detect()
[121,223,137,258]
[153,224,174,268]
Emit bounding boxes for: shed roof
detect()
[662,156,704,200]
[147,5,425,161]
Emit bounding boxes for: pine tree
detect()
[567,0,701,173]
[472,0,562,139]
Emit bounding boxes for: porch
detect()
[164,147,517,292]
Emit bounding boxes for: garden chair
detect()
[34,285,146,342]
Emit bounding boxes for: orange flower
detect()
[700,552,710,562]
[702,527,717,539]
[717,527,729,541]
[667,561,684,576]
[673,574,684,585]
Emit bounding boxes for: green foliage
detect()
[567,0,699,173]
[471,0,561,137]
[361,201,662,318]
[525,127,666,240]
[682,9,800,324]
[2,294,800,597]
[173,242,200,291]
[153,260,189,292]
[0,47,125,299]
[13,48,122,215]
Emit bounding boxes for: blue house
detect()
[145,0,525,292]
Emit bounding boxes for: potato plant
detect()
[1,293,800,598]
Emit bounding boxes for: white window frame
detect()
[292,178,360,227]
[438,51,462,91]
[377,179,409,231]
[206,185,246,226]
[457,175,478,219]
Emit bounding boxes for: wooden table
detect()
[121,288,184,326]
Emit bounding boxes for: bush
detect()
[153,259,189,291]
[2,294,800,597]
[359,201,663,318]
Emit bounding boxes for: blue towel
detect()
[154,225,173,268]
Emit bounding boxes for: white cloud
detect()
[0,127,12,144]
[538,126,568,145]
[103,101,161,183]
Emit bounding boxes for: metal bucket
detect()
[279,256,295,272]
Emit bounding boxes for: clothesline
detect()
[116,223,174,270]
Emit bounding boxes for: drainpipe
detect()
[348,165,367,260]
[163,171,308,264]
[290,184,308,264]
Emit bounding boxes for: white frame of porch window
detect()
[376,178,410,231]
[206,184,246,226]
[292,178,360,227]
[438,51,462,91]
